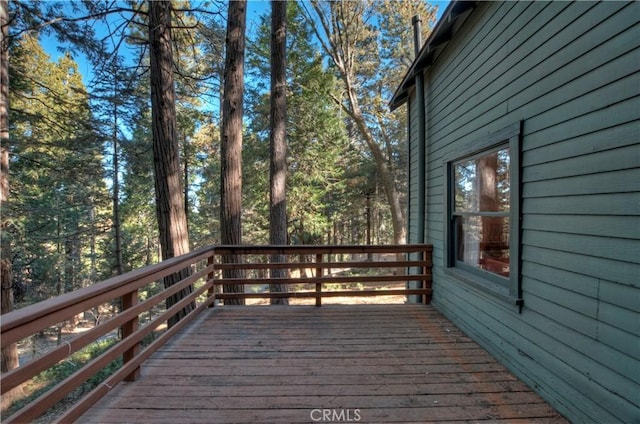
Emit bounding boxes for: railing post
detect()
[422,246,431,304]
[421,248,426,304]
[122,289,140,381]
[207,254,216,308]
[315,253,322,307]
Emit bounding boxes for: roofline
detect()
[389,1,478,111]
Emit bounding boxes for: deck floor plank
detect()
[78,305,568,423]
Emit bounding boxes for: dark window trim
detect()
[443,122,523,310]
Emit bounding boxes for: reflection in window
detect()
[453,147,510,277]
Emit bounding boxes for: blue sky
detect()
[40,0,450,90]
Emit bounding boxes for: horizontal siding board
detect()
[523,293,640,367]
[523,214,640,240]
[523,143,640,183]
[529,295,640,385]
[523,276,598,319]
[428,1,518,107]
[443,2,628,130]
[412,2,640,422]
[522,261,600,298]
[522,73,639,135]
[597,320,640,362]
[523,229,639,264]
[438,281,640,406]
[523,120,640,167]
[598,302,640,337]
[523,290,597,338]
[426,198,442,213]
[522,245,638,287]
[523,193,640,216]
[522,264,640,336]
[424,2,628,149]
[508,9,639,115]
[523,168,640,198]
[522,96,639,152]
[599,280,640,312]
[427,25,639,171]
[428,8,518,147]
[429,2,635,151]
[425,227,443,243]
[430,1,551,126]
[430,1,564,124]
[433,281,638,422]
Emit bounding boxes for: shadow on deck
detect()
[78,305,567,423]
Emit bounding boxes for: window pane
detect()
[454,148,510,213]
[455,215,510,277]
[454,159,477,212]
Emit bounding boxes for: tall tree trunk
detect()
[220,0,247,305]
[149,0,195,324]
[112,88,123,276]
[269,0,288,305]
[307,1,406,245]
[183,133,189,230]
[1,0,23,412]
[348,88,406,245]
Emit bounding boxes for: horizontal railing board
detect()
[216,289,433,300]
[0,244,432,424]
[4,264,214,424]
[1,264,214,394]
[56,289,217,424]
[211,274,432,286]
[211,244,432,255]
[213,260,433,270]
[0,247,213,340]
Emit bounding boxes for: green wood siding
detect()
[407,96,420,244]
[407,1,640,422]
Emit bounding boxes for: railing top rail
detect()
[0,244,432,336]
[1,243,433,423]
[0,245,214,336]
[211,244,432,255]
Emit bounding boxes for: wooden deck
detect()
[77,305,567,423]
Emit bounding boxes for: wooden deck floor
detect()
[78,304,567,423]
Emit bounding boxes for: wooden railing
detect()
[0,244,432,423]
[211,244,432,305]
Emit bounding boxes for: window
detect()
[453,147,511,276]
[445,123,521,303]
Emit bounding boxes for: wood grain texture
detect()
[78,305,567,423]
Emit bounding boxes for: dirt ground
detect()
[243,282,410,305]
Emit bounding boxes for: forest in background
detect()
[1,0,438,310]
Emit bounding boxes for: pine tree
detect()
[269,0,288,304]
[220,0,247,305]
[8,35,111,304]
[245,2,353,245]
[0,0,23,412]
[148,0,194,325]
[303,0,437,245]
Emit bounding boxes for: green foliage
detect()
[7,34,112,304]
[119,101,159,270]
[189,120,222,246]
[5,0,437,310]
[5,338,122,418]
[244,2,360,245]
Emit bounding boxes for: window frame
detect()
[444,122,523,305]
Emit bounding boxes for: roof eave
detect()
[389,1,478,111]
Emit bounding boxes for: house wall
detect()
[407,96,420,245]
[412,1,640,422]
